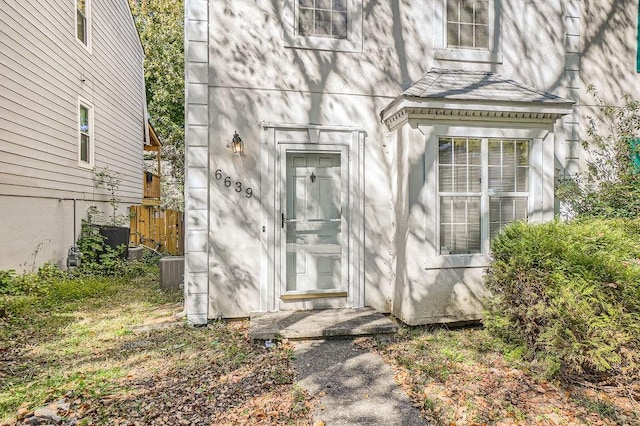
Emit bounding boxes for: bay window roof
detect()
[381,69,574,129]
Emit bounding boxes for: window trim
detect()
[282,0,363,52]
[78,97,94,169]
[420,125,551,270]
[75,0,92,52]
[637,1,640,73]
[434,0,502,64]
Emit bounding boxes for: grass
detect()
[365,325,640,425]
[0,267,312,425]
[5,264,636,425]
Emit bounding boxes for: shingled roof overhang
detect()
[381,69,575,130]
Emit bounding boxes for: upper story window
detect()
[78,99,94,168]
[446,0,489,49]
[283,0,362,52]
[299,0,348,39]
[76,0,91,50]
[434,0,502,63]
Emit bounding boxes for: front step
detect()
[249,307,398,340]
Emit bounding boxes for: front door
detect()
[280,147,348,297]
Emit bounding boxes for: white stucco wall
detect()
[185,0,639,324]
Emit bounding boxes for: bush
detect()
[0,262,66,297]
[557,86,640,219]
[484,219,640,380]
[73,222,154,278]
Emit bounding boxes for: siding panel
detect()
[0,0,146,201]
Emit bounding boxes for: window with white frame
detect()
[438,137,529,255]
[283,0,362,52]
[434,0,501,63]
[299,0,348,39]
[78,100,94,167]
[446,0,489,49]
[76,0,90,48]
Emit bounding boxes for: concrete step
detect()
[249,307,398,340]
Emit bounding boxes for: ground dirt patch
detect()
[357,326,639,425]
[0,269,313,425]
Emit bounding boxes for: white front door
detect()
[280,148,348,297]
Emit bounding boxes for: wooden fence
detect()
[129,205,184,255]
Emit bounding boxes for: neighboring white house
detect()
[0,0,147,271]
[184,0,640,325]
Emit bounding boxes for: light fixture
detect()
[231,131,243,154]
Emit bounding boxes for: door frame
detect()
[259,123,365,312]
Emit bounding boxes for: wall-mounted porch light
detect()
[231,131,243,154]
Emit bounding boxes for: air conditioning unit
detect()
[159,256,184,289]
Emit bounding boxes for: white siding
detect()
[0,0,145,202]
[0,0,147,270]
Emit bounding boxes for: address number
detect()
[215,169,253,198]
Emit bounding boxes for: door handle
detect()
[281,213,285,229]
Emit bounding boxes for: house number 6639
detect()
[215,169,253,198]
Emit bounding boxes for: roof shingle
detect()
[403,68,570,104]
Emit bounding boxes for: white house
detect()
[183,0,640,325]
[0,0,147,271]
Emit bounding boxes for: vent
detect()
[159,256,184,289]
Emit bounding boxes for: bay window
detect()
[438,137,530,255]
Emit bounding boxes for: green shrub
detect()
[556,87,640,219]
[484,219,640,379]
[73,221,151,278]
[0,262,66,297]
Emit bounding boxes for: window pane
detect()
[516,140,529,165]
[77,11,86,43]
[315,9,331,35]
[299,8,314,35]
[454,166,468,192]
[490,197,528,239]
[502,140,515,165]
[332,11,347,38]
[439,166,453,192]
[468,139,481,164]
[440,196,481,254]
[299,0,313,7]
[447,0,458,21]
[333,0,347,12]
[488,139,501,165]
[459,1,473,23]
[468,165,481,192]
[488,139,529,192]
[317,0,332,9]
[488,166,500,190]
[459,24,474,47]
[439,138,453,164]
[447,23,459,47]
[516,167,529,192]
[453,138,468,164]
[475,1,488,25]
[515,197,528,218]
[475,25,489,48]
[80,134,89,163]
[79,105,89,131]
